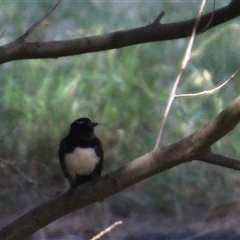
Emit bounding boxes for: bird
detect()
[58,117,103,191]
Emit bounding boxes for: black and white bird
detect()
[58,117,103,190]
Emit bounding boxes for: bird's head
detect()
[69,117,99,139]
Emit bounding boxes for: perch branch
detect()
[1,94,240,240]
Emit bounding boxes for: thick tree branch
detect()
[1,94,240,239]
[0,1,239,64]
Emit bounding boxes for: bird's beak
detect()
[92,122,99,127]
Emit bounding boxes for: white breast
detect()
[65,147,100,176]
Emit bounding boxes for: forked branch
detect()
[155,0,207,147]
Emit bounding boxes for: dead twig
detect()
[152,11,166,25]
[155,0,207,148]
[90,221,122,240]
[175,68,240,98]
[15,0,62,42]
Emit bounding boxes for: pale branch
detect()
[175,68,240,98]
[90,221,122,240]
[1,94,240,240]
[155,0,206,148]
[197,152,240,170]
[15,0,62,43]
[0,1,239,64]
[197,0,216,34]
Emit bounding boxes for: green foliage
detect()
[1,1,240,216]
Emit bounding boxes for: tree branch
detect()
[197,152,240,170]
[155,0,206,148]
[14,0,62,43]
[1,94,240,240]
[175,68,240,98]
[0,1,239,64]
[90,221,122,240]
[152,11,165,25]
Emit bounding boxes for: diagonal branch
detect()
[0,1,239,64]
[90,221,122,240]
[1,93,240,240]
[155,0,207,148]
[152,11,165,25]
[15,0,62,43]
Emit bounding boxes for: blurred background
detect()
[1,0,240,239]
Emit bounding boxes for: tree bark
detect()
[0,1,239,64]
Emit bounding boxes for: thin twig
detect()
[176,68,240,98]
[198,0,216,34]
[0,12,13,42]
[15,0,62,42]
[152,11,166,25]
[155,0,207,148]
[90,221,122,240]
[197,152,240,170]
